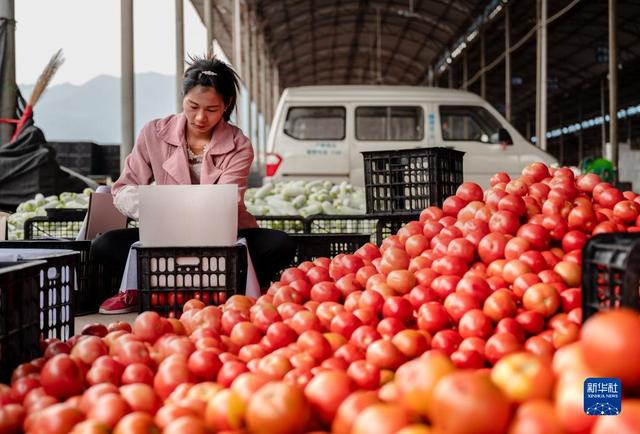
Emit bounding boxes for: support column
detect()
[504,2,512,121]
[259,32,267,152]
[121,0,134,168]
[204,0,214,54]
[462,51,468,90]
[242,2,251,135]
[266,56,272,125]
[578,97,584,163]
[480,25,486,99]
[272,65,279,114]
[536,0,548,150]
[250,16,260,165]
[448,66,453,89]
[233,0,241,125]
[609,0,618,174]
[0,0,16,145]
[175,0,184,112]
[601,75,606,153]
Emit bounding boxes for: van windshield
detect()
[439,105,503,144]
[284,106,346,140]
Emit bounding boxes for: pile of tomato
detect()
[1,162,640,434]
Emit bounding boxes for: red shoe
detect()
[99,290,138,314]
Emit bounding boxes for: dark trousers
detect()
[91,227,297,293]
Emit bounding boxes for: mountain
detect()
[18,72,177,144]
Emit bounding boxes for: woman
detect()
[95,55,296,314]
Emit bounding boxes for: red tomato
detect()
[458,309,493,340]
[246,382,310,434]
[483,289,518,322]
[40,355,85,400]
[485,332,522,365]
[417,302,452,334]
[489,210,520,235]
[567,206,597,232]
[495,318,526,343]
[455,182,483,202]
[498,194,526,217]
[517,223,550,250]
[490,172,511,186]
[442,196,468,217]
[519,250,548,274]
[444,292,480,323]
[447,238,476,263]
[297,330,332,362]
[366,340,405,370]
[582,309,640,387]
[562,230,588,252]
[379,247,410,275]
[386,270,416,294]
[597,187,624,208]
[0,403,25,434]
[504,237,530,260]
[478,233,507,264]
[431,255,466,277]
[304,370,355,424]
[216,361,249,388]
[119,363,153,386]
[430,275,459,300]
[28,403,84,434]
[344,360,379,390]
[407,285,439,309]
[306,266,331,285]
[523,283,560,318]
[431,330,463,356]
[381,296,413,324]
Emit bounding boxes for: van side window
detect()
[439,105,503,144]
[355,106,424,141]
[283,107,346,140]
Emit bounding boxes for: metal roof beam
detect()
[345,0,370,83]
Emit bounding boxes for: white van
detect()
[265,85,557,188]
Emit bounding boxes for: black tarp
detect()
[0,21,87,211]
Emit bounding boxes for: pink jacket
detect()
[112,113,258,229]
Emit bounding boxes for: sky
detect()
[15,0,207,86]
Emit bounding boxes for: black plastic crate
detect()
[582,233,640,321]
[0,240,120,315]
[24,214,86,240]
[136,246,248,317]
[49,141,100,175]
[362,147,464,214]
[375,213,421,245]
[305,215,378,236]
[290,234,371,263]
[0,261,43,383]
[255,216,306,233]
[0,250,79,340]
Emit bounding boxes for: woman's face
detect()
[183,85,226,136]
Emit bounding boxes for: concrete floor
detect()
[75,312,138,331]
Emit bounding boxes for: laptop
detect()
[84,192,129,240]
[138,184,238,247]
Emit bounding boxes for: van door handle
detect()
[444,146,455,150]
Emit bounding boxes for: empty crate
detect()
[256,216,306,233]
[290,234,371,263]
[0,261,43,383]
[362,147,464,214]
[0,240,120,315]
